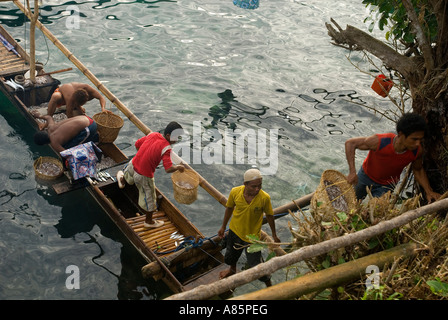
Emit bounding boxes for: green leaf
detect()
[336,212,348,222]
[322,258,331,269]
[427,278,448,297]
[246,234,260,242]
[247,242,266,253]
[266,251,276,261]
[368,238,379,249]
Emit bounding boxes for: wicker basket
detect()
[310,170,357,222]
[33,156,63,180]
[93,112,124,143]
[171,169,199,204]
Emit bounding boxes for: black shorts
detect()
[224,229,270,283]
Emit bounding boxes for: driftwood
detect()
[231,242,420,300]
[165,198,448,300]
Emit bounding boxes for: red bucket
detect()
[371,74,393,97]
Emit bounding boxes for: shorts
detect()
[224,229,270,283]
[62,120,99,150]
[355,167,395,200]
[123,160,157,212]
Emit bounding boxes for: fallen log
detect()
[165,198,448,300]
[231,242,420,300]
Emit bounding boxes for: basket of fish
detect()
[34,156,64,180]
[171,169,199,204]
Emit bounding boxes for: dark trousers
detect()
[224,229,270,283]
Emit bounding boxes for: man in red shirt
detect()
[116,122,185,228]
[345,113,440,203]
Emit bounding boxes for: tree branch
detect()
[326,19,422,83]
[402,0,435,75]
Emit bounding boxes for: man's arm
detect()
[411,155,441,203]
[345,134,379,185]
[165,164,185,174]
[34,114,54,131]
[83,84,108,112]
[265,214,280,243]
[218,206,234,239]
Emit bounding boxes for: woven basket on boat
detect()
[33,156,63,180]
[171,169,199,205]
[93,112,124,143]
[310,170,357,222]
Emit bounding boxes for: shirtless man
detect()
[45,82,109,118]
[33,114,99,153]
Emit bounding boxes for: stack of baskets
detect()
[93,112,124,143]
[171,169,200,204]
[310,170,357,222]
[33,156,63,180]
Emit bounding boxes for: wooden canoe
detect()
[0,24,226,295]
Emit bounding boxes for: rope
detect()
[154,235,219,256]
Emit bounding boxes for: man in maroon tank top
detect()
[345,113,440,203]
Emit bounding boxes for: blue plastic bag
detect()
[233,0,259,10]
[60,142,102,180]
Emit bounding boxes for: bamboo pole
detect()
[231,242,420,300]
[25,0,38,83]
[273,192,313,215]
[165,198,448,300]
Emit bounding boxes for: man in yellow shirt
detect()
[218,169,280,286]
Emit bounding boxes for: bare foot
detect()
[219,268,236,279]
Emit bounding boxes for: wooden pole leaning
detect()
[231,242,420,300]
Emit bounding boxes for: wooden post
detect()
[165,198,448,300]
[231,242,420,300]
[26,0,38,83]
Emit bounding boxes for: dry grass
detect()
[289,191,448,300]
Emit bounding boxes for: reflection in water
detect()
[0,0,176,27]
[207,87,372,138]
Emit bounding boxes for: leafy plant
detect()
[362,285,403,300]
[427,278,448,297]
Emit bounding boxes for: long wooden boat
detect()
[0,23,227,295]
